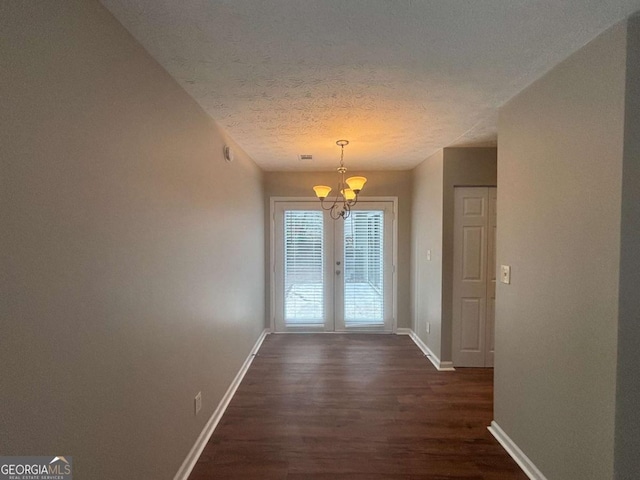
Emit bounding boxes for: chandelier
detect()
[313,140,367,220]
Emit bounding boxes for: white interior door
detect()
[273,200,395,333]
[452,187,497,367]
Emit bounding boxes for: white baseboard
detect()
[396,328,455,371]
[488,421,548,480]
[173,328,270,480]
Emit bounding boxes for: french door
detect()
[272,200,396,332]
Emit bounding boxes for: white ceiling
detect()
[101,0,640,171]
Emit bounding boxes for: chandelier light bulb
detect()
[313,185,332,199]
[341,188,356,201]
[345,176,367,193]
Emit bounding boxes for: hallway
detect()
[189,335,527,479]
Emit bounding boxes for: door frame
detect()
[269,196,398,333]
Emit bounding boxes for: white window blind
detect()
[284,211,324,326]
[343,211,384,327]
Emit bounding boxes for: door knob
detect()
[336,270,341,275]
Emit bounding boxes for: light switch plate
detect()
[194,392,202,415]
[500,265,511,284]
[426,249,431,261]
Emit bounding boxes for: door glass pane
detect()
[284,211,324,326]
[343,211,384,327]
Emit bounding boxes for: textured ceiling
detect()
[101,0,640,171]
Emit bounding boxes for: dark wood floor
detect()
[189,334,527,480]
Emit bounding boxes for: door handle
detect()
[336,270,341,275]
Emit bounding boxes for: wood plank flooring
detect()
[189,334,527,480]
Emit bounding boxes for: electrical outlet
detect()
[500,265,511,284]
[426,249,431,261]
[194,392,202,415]
[426,322,430,334]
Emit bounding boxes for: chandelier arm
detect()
[319,196,340,212]
[318,198,331,211]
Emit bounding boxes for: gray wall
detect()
[411,148,496,362]
[264,170,412,329]
[441,148,497,361]
[615,13,640,479]
[1,2,265,479]
[495,22,627,479]
[411,150,444,357]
